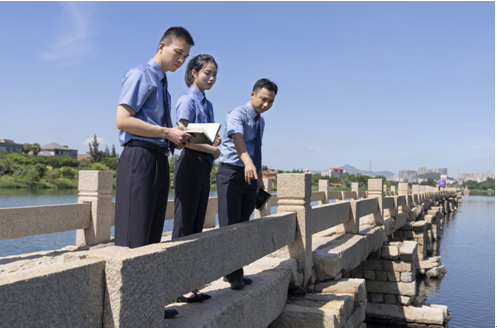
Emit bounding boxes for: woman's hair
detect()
[184,54,218,87]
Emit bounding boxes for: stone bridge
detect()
[0,171,461,328]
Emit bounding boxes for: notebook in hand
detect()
[255,189,272,210]
[185,123,221,145]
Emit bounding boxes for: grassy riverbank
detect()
[0,152,117,189]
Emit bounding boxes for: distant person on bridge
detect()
[216,78,278,290]
[114,26,194,319]
[172,54,222,303]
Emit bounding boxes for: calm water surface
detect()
[0,191,494,327]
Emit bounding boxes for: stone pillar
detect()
[277,173,313,287]
[351,182,360,199]
[412,185,420,204]
[383,185,388,196]
[318,179,329,205]
[76,170,113,246]
[391,186,396,195]
[398,183,410,215]
[255,178,273,218]
[367,179,384,226]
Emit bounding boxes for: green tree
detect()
[32,143,40,156]
[111,145,118,158]
[21,143,32,155]
[89,134,103,163]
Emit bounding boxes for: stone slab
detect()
[163,257,294,328]
[313,227,384,280]
[366,303,445,325]
[315,278,367,307]
[0,259,105,328]
[366,280,416,296]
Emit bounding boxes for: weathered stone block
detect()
[426,265,446,278]
[363,259,413,272]
[381,245,400,260]
[387,270,400,282]
[366,280,416,296]
[313,226,384,281]
[399,241,418,262]
[364,270,375,280]
[0,259,105,328]
[375,270,387,281]
[370,293,384,303]
[398,295,414,305]
[384,294,397,304]
[369,248,382,260]
[315,278,367,306]
[401,271,415,283]
[366,303,445,325]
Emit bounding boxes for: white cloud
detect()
[273,145,315,152]
[81,137,113,149]
[41,2,97,65]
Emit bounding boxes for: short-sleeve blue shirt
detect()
[218,102,265,167]
[176,85,214,124]
[118,58,172,148]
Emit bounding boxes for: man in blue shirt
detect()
[217,78,278,290]
[114,27,194,318]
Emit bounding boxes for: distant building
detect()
[321,167,344,179]
[432,167,438,173]
[0,139,23,154]
[38,142,77,159]
[418,166,429,175]
[262,169,277,180]
[438,168,448,175]
[78,151,91,161]
[399,170,417,181]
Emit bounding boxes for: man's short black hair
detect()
[253,78,278,95]
[158,27,194,50]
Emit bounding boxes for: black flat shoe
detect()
[230,278,245,290]
[176,294,205,303]
[164,308,179,319]
[223,277,253,285]
[197,293,211,300]
[242,277,253,285]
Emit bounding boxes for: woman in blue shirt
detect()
[172,54,221,302]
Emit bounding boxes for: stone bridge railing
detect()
[0,171,461,328]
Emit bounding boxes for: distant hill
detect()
[338,164,395,178]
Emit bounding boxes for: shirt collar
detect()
[246,101,259,119]
[147,58,165,81]
[190,85,205,102]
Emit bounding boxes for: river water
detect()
[0,190,493,327]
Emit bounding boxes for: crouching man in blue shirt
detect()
[114,27,194,319]
[216,78,278,290]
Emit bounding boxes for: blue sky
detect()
[0,1,494,177]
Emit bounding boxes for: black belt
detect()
[220,162,244,172]
[125,139,170,156]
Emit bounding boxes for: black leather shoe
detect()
[242,277,253,285]
[164,308,179,319]
[230,278,245,290]
[176,294,205,303]
[223,277,253,285]
[197,293,211,300]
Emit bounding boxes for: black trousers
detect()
[216,164,257,282]
[172,149,212,239]
[114,146,169,248]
